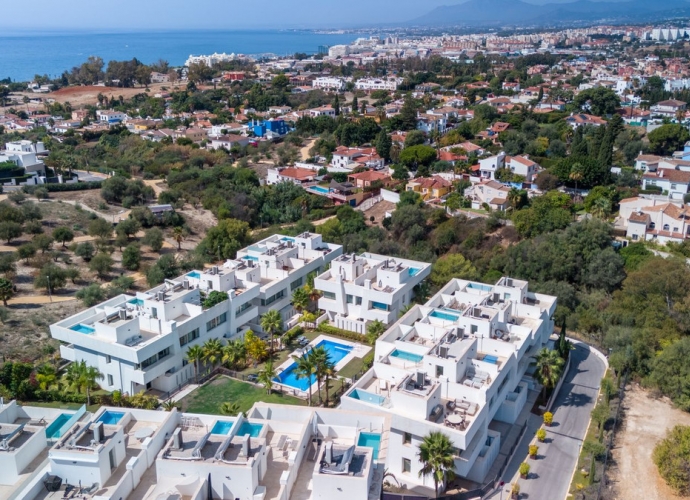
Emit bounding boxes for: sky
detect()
[0,0,629,32]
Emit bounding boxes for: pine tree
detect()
[399,94,418,131]
[537,87,544,102]
[351,94,358,114]
[333,93,340,116]
[375,130,392,161]
[571,126,589,156]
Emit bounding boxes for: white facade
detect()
[315,253,431,334]
[96,110,127,124]
[50,233,342,395]
[312,77,347,91]
[340,277,556,491]
[185,53,239,67]
[354,78,402,91]
[0,140,46,175]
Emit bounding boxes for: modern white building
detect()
[477,153,540,183]
[0,140,47,175]
[96,110,128,124]
[6,404,390,500]
[340,277,556,491]
[314,253,431,334]
[49,233,341,395]
[354,78,403,91]
[312,77,347,91]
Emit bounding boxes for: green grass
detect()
[338,356,366,379]
[19,400,100,413]
[180,376,306,415]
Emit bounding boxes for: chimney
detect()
[242,434,250,457]
[324,441,333,464]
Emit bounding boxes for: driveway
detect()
[494,343,607,500]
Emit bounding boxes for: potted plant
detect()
[511,482,520,499]
[529,444,539,459]
[536,428,547,442]
[519,462,530,479]
[543,411,553,426]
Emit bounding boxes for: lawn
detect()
[338,356,366,379]
[180,375,306,415]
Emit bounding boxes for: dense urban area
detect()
[4,20,690,500]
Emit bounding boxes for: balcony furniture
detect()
[447,413,463,425]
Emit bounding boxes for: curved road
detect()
[497,343,607,500]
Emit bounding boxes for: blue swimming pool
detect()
[310,186,330,195]
[349,389,386,405]
[187,271,201,279]
[358,432,381,460]
[483,355,498,364]
[46,413,71,439]
[236,421,263,438]
[127,298,144,306]
[243,255,259,261]
[430,310,459,321]
[70,324,95,334]
[274,340,353,390]
[211,420,234,435]
[97,411,124,425]
[390,349,424,363]
[409,267,421,276]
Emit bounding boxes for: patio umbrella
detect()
[207,473,213,500]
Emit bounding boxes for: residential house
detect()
[406,176,453,201]
[266,166,317,185]
[355,77,402,91]
[650,99,687,118]
[465,180,511,210]
[0,140,47,176]
[209,134,251,150]
[312,77,347,91]
[314,252,431,334]
[331,146,385,170]
[150,71,170,83]
[565,113,607,128]
[347,170,391,189]
[96,110,127,124]
[634,154,661,172]
[642,168,690,200]
[619,196,690,244]
[309,105,337,118]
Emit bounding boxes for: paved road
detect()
[495,344,607,500]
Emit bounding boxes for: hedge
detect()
[283,326,304,344]
[46,181,103,192]
[316,321,372,345]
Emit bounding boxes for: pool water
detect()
[430,310,459,321]
[349,389,386,405]
[237,421,263,437]
[70,324,95,334]
[187,271,201,279]
[243,255,259,261]
[127,298,144,306]
[483,355,498,364]
[46,413,71,439]
[97,411,124,425]
[310,186,330,194]
[409,268,421,276]
[390,349,423,363]
[211,420,234,435]
[274,340,353,390]
[357,432,381,460]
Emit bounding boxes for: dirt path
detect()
[8,294,76,305]
[300,139,316,161]
[610,384,690,500]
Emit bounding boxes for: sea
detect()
[0,29,365,82]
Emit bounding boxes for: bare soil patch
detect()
[609,384,690,500]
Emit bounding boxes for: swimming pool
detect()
[409,268,421,276]
[242,255,259,261]
[274,340,353,390]
[70,324,95,334]
[211,420,234,435]
[309,186,330,195]
[46,413,72,439]
[348,389,386,405]
[187,271,201,279]
[483,355,498,364]
[127,298,144,307]
[357,432,381,460]
[236,421,263,438]
[390,349,423,363]
[97,411,124,425]
[430,310,459,321]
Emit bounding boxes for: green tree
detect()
[430,253,478,287]
[171,226,186,250]
[88,217,113,241]
[0,221,22,244]
[648,124,690,156]
[122,243,141,270]
[35,263,67,292]
[199,218,251,260]
[532,348,565,400]
[142,227,164,252]
[64,360,103,406]
[513,191,573,238]
[33,234,54,255]
[292,353,315,406]
[260,309,283,356]
[653,425,690,495]
[17,243,36,263]
[116,218,141,240]
[36,364,57,390]
[375,130,392,161]
[0,277,14,306]
[417,431,457,498]
[258,360,277,395]
[333,93,340,116]
[366,319,387,344]
[76,283,106,307]
[89,253,114,279]
[648,337,690,410]
[291,287,309,313]
[399,145,438,172]
[398,94,419,130]
[573,87,620,116]
[52,226,74,247]
[74,241,95,261]
[222,339,247,370]
[202,338,224,370]
[220,401,242,416]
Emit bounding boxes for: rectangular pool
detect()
[309,186,330,195]
[211,420,234,435]
[127,298,144,307]
[70,324,95,334]
[483,355,498,364]
[390,349,423,363]
[97,411,124,425]
[46,413,71,439]
[187,271,201,279]
[274,340,353,390]
[242,255,259,261]
[349,389,386,405]
[357,432,381,460]
[409,268,421,276]
[236,421,263,437]
[430,310,459,321]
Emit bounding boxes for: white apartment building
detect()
[50,233,341,395]
[315,253,431,334]
[6,404,390,500]
[0,140,46,176]
[477,153,540,183]
[185,52,239,67]
[340,277,556,491]
[354,77,403,91]
[312,77,347,91]
[329,45,351,57]
[96,110,127,124]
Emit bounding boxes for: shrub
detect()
[283,326,304,345]
[46,181,102,192]
[74,241,95,261]
[536,428,547,442]
[582,439,607,461]
[202,290,229,309]
[543,411,553,426]
[511,482,520,498]
[519,462,530,478]
[529,444,539,458]
[653,425,690,495]
[316,321,370,345]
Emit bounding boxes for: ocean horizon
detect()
[0,29,366,82]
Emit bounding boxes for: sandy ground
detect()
[300,139,316,161]
[609,384,690,500]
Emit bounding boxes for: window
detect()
[107,374,114,386]
[436,365,444,378]
[402,458,411,473]
[674,227,679,233]
[180,328,200,347]
[261,289,286,307]
[290,277,303,291]
[471,324,478,334]
[346,294,353,304]
[355,296,362,305]
[323,291,336,300]
[235,302,253,316]
[672,183,678,189]
[105,355,111,364]
[403,432,412,445]
[663,224,670,231]
[206,313,227,331]
[151,307,158,319]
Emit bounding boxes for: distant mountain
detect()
[411,0,690,27]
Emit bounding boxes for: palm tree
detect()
[260,310,283,357]
[36,364,57,390]
[219,401,241,416]
[321,357,336,407]
[366,320,387,344]
[291,287,309,313]
[222,340,247,370]
[65,361,103,406]
[162,400,179,412]
[292,354,315,406]
[202,338,224,371]
[507,187,522,210]
[308,346,330,406]
[417,431,457,498]
[257,360,277,395]
[532,348,565,400]
[591,197,611,219]
[305,284,321,311]
[186,344,204,383]
[171,227,186,250]
[569,163,584,192]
